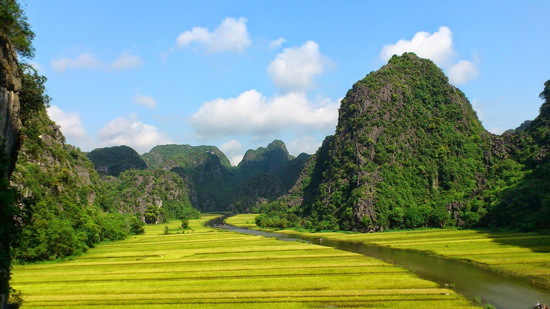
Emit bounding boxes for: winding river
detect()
[208,217,550,309]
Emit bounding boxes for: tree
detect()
[19,63,50,126]
[144,205,159,224]
[0,0,35,58]
[539,79,550,119]
[181,218,189,230]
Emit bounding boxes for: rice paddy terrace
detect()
[230,213,550,290]
[11,214,477,308]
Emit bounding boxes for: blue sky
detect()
[23,0,550,165]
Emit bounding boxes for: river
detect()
[208,217,550,309]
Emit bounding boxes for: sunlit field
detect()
[11,214,477,308]
[228,214,550,289]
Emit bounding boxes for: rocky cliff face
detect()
[10,110,102,208]
[0,33,21,178]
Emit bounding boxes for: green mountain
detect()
[87,145,147,177]
[237,140,294,178]
[231,141,309,212]
[103,169,198,223]
[143,144,235,211]
[488,80,550,229]
[140,141,308,212]
[266,53,527,231]
[10,109,143,262]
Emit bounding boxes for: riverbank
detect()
[227,214,550,290]
[11,214,477,308]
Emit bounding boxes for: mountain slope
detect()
[280,53,505,231]
[87,145,147,177]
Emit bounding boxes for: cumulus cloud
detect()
[190,90,339,140]
[47,105,95,149]
[220,140,244,166]
[133,94,157,109]
[380,26,454,66]
[489,127,503,135]
[447,60,479,85]
[229,155,244,166]
[97,113,172,153]
[269,37,286,50]
[51,52,143,72]
[287,136,321,156]
[110,53,143,70]
[267,41,330,92]
[51,53,102,72]
[380,26,479,85]
[176,17,251,53]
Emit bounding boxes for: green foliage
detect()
[87,145,147,177]
[0,147,19,297]
[7,287,23,307]
[144,205,159,224]
[0,0,35,58]
[180,218,189,230]
[19,63,50,123]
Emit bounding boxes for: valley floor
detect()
[11,214,477,308]
[228,214,550,290]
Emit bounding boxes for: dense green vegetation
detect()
[0,146,19,305]
[87,145,147,177]
[0,0,34,58]
[488,80,550,229]
[11,108,144,262]
[258,53,550,232]
[103,168,199,222]
[140,141,308,212]
[11,215,477,308]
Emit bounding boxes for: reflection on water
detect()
[208,217,550,309]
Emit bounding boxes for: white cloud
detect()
[267,41,330,92]
[287,136,321,156]
[489,126,503,135]
[230,155,243,166]
[47,105,95,148]
[471,99,484,121]
[269,37,286,50]
[220,140,243,166]
[51,53,101,72]
[110,53,143,70]
[190,90,339,140]
[380,26,479,85]
[447,60,479,85]
[133,94,157,109]
[176,17,251,53]
[220,139,241,154]
[97,113,172,153]
[380,26,455,66]
[51,52,142,72]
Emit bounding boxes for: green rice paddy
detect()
[227,214,550,289]
[11,214,477,308]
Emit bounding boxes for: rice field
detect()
[227,214,550,289]
[11,214,478,308]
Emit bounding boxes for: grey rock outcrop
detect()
[0,33,22,178]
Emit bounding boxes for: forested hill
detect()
[258,53,549,232]
[87,145,147,177]
[134,140,309,212]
